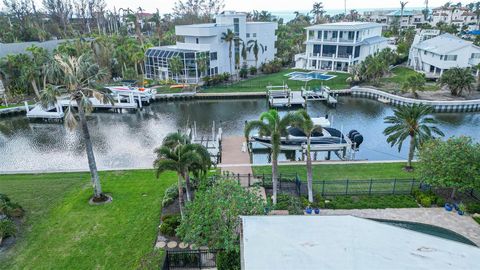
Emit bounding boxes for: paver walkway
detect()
[220,136,252,180]
[318,208,480,246]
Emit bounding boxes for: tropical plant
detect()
[42,53,111,202]
[244,110,297,204]
[438,67,475,96]
[383,104,444,170]
[195,52,208,78]
[168,55,184,83]
[418,136,480,200]
[176,179,264,252]
[153,132,211,217]
[247,40,265,68]
[0,219,16,243]
[221,29,236,75]
[400,1,409,28]
[402,73,426,98]
[292,109,323,203]
[311,2,326,24]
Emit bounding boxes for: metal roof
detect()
[241,216,480,270]
[306,22,383,31]
[0,39,68,58]
[413,33,480,54]
[361,36,389,45]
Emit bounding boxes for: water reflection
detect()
[0,97,479,172]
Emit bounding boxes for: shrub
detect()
[419,196,432,207]
[239,67,248,78]
[466,202,480,214]
[274,194,303,214]
[159,214,181,237]
[0,219,16,240]
[216,250,240,270]
[0,194,24,218]
[249,66,257,75]
[435,196,446,207]
[260,59,283,74]
[162,184,179,208]
[221,73,230,82]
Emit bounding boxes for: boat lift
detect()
[186,121,223,164]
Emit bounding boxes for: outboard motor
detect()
[348,130,363,148]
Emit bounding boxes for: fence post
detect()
[248,173,251,187]
[410,178,415,194]
[392,178,397,194]
[345,179,349,195]
[198,250,201,269]
[237,174,240,185]
[322,180,325,197]
[369,179,373,195]
[262,174,265,187]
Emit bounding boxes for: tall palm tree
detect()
[292,110,323,203]
[240,41,248,66]
[245,110,297,204]
[311,2,325,24]
[383,104,444,170]
[153,132,211,217]
[195,52,208,79]
[400,1,409,29]
[247,40,265,68]
[150,9,163,46]
[44,53,112,202]
[221,29,235,75]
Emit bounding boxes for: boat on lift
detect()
[105,85,157,102]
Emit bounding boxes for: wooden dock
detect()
[26,102,64,119]
[58,95,138,110]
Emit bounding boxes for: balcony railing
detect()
[308,53,353,59]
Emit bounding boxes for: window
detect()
[196,38,199,44]
[424,50,427,55]
[210,52,217,61]
[264,46,267,51]
[440,55,443,60]
[246,33,250,38]
[323,31,328,40]
[332,31,338,39]
[253,33,257,37]
[312,60,317,68]
[313,45,321,54]
[317,31,322,39]
[444,55,457,61]
[234,18,240,34]
[471,53,480,59]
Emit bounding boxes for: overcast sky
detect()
[1,0,478,13]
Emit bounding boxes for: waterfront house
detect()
[408,33,480,78]
[431,6,477,31]
[294,22,388,72]
[144,11,277,83]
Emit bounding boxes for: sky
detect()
[0,0,478,14]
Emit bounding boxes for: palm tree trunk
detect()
[306,139,314,203]
[407,135,415,169]
[184,172,192,202]
[77,101,103,199]
[31,80,41,99]
[177,174,184,218]
[271,152,279,205]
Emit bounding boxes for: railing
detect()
[162,249,219,270]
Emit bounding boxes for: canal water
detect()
[0,97,479,172]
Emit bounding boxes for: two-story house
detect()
[294,22,388,72]
[144,11,277,83]
[408,33,480,78]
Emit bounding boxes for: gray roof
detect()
[362,36,388,45]
[0,39,69,58]
[413,33,480,54]
[241,216,480,270]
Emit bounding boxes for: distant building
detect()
[408,32,480,78]
[432,6,478,31]
[385,10,427,29]
[144,11,277,83]
[294,22,388,72]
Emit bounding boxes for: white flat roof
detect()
[413,33,479,54]
[306,22,383,30]
[241,216,480,270]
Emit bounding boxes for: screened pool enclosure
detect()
[145,47,216,84]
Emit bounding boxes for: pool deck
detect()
[318,208,480,247]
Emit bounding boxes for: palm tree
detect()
[439,67,475,96]
[292,110,323,203]
[244,110,297,204]
[383,104,444,170]
[311,2,325,24]
[400,1,409,29]
[44,53,112,202]
[153,132,211,217]
[247,40,265,68]
[241,41,248,67]
[402,73,426,98]
[221,29,235,75]
[195,52,208,79]
[168,56,184,83]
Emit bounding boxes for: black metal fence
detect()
[162,249,218,270]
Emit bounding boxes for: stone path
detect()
[318,208,480,246]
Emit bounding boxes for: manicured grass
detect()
[379,66,439,91]
[155,86,185,94]
[253,162,417,181]
[0,170,176,270]
[201,69,350,93]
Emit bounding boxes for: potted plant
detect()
[453,203,460,211]
[444,203,453,211]
[314,208,320,214]
[457,203,466,216]
[305,206,313,215]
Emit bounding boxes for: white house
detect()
[294,22,388,72]
[408,33,480,78]
[384,10,427,29]
[144,11,277,83]
[431,7,477,31]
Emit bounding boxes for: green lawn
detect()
[0,170,176,270]
[155,86,185,94]
[378,66,439,91]
[253,162,417,181]
[201,69,350,93]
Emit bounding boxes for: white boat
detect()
[106,86,157,102]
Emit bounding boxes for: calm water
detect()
[0,97,479,172]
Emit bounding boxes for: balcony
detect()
[308,53,353,60]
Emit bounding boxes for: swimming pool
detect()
[286,71,336,81]
[373,219,477,246]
